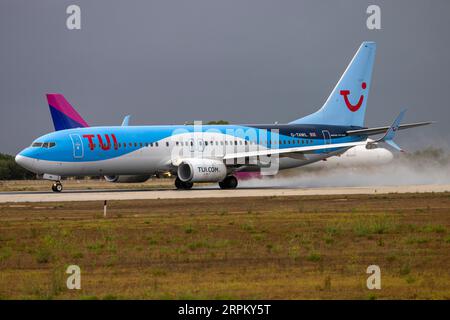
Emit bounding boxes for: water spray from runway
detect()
[238,147,450,188]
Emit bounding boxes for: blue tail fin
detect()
[290,41,376,127]
[46,94,89,131]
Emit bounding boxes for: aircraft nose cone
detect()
[15,153,36,172]
[15,154,24,166]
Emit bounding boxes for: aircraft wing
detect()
[222,140,367,161]
[346,121,433,136]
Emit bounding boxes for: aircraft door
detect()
[197,139,205,152]
[70,134,84,159]
[322,130,332,153]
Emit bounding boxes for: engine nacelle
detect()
[104,175,151,183]
[177,159,227,182]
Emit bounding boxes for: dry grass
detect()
[0,178,176,192]
[0,192,449,299]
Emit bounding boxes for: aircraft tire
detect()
[52,182,63,192]
[175,178,193,190]
[219,175,238,189]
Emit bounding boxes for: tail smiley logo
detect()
[340,82,367,112]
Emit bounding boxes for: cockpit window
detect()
[31,142,56,148]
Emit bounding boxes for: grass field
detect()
[0,178,175,192]
[0,192,449,299]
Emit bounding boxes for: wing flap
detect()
[222,140,367,161]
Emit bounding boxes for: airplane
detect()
[15,41,432,192]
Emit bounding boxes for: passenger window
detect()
[140,143,143,147]
[155,142,159,147]
[166,142,169,147]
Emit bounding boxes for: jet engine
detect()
[104,175,151,183]
[177,159,227,182]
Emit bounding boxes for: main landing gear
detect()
[51,181,63,192]
[175,177,193,190]
[174,175,238,190]
[219,175,238,189]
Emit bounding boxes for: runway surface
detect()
[1,184,449,203]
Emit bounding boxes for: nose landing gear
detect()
[51,182,63,192]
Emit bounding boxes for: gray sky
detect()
[1,0,449,154]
